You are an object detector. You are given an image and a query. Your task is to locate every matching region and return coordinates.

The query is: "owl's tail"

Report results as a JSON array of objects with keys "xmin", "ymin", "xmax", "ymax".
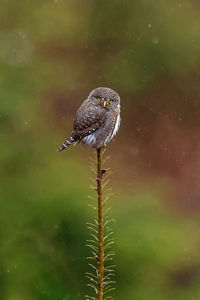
[{"xmin": 57, "ymin": 136, "xmax": 74, "ymax": 152}]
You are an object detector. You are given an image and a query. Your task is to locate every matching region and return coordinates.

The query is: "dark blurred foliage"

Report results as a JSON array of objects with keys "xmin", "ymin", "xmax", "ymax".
[{"xmin": 1, "ymin": 0, "xmax": 200, "ymax": 299}]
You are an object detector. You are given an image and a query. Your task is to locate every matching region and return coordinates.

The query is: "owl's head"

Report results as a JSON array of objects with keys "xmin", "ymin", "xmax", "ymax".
[{"xmin": 88, "ymin": 87, "xmax": 120, "ymax": 110}]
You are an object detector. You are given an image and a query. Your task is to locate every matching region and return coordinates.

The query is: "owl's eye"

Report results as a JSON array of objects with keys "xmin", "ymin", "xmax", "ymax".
[
  {"xmin": 108, "ymin": 100, "xmax": 112, "ymax": 103},
  {"xmin": 98, "ymin": 97, "xmax": 102, "ymax": 101}
]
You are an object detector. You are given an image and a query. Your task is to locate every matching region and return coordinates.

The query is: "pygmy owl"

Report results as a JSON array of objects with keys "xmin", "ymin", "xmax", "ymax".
[{"xmin": 57, "ymin": 87, "xmax": 121, "ymax": 151}]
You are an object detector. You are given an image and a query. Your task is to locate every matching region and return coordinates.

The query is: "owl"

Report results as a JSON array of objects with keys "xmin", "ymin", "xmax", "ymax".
[{"xmin": 57, "ymin": 87, "xmax": 121, "ymax": 151}]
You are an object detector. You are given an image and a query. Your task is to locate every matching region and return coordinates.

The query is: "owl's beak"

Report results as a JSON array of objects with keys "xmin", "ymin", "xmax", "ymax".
[{"xmin": 103, "ymin": 100, "xmax": 107, "ymax": 107}]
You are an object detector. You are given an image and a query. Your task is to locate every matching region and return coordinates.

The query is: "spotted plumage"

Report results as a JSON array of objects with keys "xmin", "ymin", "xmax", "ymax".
[{"xmin": 57, "ymin": 87, "xmax": 121, "ymax": 151}]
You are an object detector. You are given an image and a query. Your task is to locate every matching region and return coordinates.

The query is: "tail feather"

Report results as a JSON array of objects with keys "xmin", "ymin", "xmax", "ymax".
[{"xmin": 57, "ymin": 137, "xmax": 74, "ymax": 152}]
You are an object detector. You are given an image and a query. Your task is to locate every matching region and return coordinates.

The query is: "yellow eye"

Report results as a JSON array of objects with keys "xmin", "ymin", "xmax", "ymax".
[
  {"xmin": 98, "ymin": 97, "xmax": 102, "ymax": 101},
  {"xmin": 108, "ymin": 100, "xmax": 112, "ymax": 103}
]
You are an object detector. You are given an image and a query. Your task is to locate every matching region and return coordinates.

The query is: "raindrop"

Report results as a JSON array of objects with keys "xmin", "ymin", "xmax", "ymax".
[
  {"xmin": 0, "ymin": 29, "xmax": 32, "ymax": 65},
  {"xmin": 152, "ymin": 36, "xmax": 159, "ymax": 45}
]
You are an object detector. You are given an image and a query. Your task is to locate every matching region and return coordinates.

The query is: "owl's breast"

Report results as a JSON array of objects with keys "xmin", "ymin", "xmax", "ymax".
[
  {"xmin": 82, "ymin": 109, "xmax": 120, "ymax": 149},
  {"xmin": 104, "ymin": 112, "xmax": 121, "ymax": 144}
]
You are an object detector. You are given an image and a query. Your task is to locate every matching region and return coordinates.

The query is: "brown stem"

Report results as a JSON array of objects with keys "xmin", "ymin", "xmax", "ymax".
[{"xmin": 96, "ymin": 148, "xmax": 104, "ymax": 300}]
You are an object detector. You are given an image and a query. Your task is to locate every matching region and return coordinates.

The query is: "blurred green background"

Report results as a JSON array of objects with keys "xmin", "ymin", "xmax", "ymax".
[{"xmin": 1, "ymin": 0, "xmax": 200, "ymax": 299}]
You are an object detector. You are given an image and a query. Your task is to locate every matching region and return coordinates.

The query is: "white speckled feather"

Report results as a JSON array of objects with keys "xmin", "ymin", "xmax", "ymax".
[
  {"xmin": 104, "ymin": 114, "xmax": 121, "ymax": 144},
  {"xmin": 82, "ymin": 133, "xmax": 97, "ymax": 146}
]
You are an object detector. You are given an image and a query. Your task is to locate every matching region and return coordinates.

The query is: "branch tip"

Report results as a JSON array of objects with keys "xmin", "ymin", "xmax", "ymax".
[
  {"xmin": 96, "ymin": 177, "xmax": 102, "ymax": 182},
  {"xmin": 101, "ymin": 169, "xmax": 107, "ymax": 175}
]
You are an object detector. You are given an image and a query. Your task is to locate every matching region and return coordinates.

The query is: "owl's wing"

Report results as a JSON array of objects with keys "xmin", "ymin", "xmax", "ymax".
[{"xmin": 72, "ymin": 100, "xmax": 106, "ymax": 141}]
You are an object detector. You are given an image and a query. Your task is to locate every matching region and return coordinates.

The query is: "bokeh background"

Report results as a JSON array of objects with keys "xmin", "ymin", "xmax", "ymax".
[{"xmin": 1, "ymin": 0, "xmax": 200, "ymax": 299}]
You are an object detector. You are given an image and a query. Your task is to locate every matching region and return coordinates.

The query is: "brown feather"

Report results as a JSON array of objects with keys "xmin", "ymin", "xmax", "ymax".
[{"xmin": 71, "ymin": 99, "xmax": 107, "ymax": 141}]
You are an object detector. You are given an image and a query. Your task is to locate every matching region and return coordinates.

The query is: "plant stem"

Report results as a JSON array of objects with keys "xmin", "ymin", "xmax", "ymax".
[{"xmin": 96, "ymin": 148, "xmax": 104, "ymax": 300}]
